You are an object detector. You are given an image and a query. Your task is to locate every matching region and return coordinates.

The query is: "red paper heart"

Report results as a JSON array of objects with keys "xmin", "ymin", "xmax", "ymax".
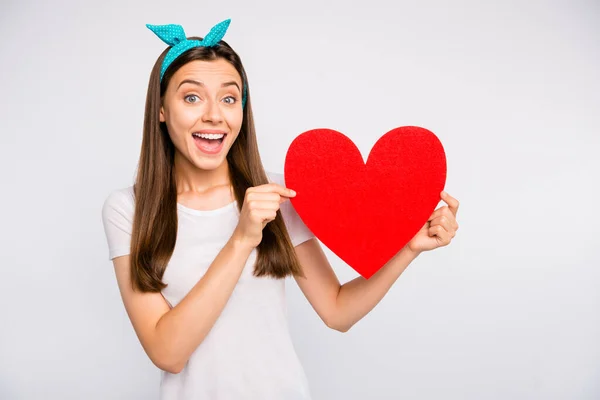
[{"xmin": 284, "ymin": 126, "xmax": 447, "ymax": 279}]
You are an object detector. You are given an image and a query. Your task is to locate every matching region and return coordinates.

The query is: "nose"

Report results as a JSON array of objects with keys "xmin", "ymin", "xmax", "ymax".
[{"xmin": 201, "ymin": 97, "xmax": 224, "ymax": 123}]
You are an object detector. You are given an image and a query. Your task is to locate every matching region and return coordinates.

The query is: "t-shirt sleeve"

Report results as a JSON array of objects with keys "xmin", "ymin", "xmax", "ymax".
[
  {"xmin": 267, "ymin": 171, "xmax": 316, "ymax": 247},
  {"xmin": 101, "ymin": 188, "xmax": 135, "ymax": 260}
]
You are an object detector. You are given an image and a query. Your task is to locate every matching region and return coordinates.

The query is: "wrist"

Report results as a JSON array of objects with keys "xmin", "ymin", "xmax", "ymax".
[
  {"xmin": 230, "ymin": 233, "xmax": 255, "ymax": 253},
  {"xmin": 403, "ymin": 244, "xmax": 421, "ymax": 259}
]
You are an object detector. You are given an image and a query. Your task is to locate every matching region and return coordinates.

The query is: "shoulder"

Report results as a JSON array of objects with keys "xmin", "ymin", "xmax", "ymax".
[
  {"xmin": 265, "ymin": 169, "xmax": 285, "ymax": 186},
  {"xmin": 264, "ymin": 170, "xmax": 316, "ymax": 246},
  {"xmin": 101, "ymin": 186, "xmax": 136, "ymax": 260},
  {"xmin": 265, "ymin": 170, "xmax": 291, "ymax": 203},
  {"xmin": 102, "ymin": 185, "xmax": 135, "ymax": 220},
  {"xmin": 265, "ymin": 169, "xmax": 289, "ymax": 212}
]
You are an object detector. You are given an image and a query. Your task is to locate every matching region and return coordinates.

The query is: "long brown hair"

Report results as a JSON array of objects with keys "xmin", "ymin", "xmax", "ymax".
[{"xmin": 129, "ymin": 36, "xmax": 305, "ymax": 292}]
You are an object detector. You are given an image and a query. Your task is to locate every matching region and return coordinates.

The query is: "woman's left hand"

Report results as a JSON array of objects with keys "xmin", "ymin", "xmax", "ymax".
[{"xmin": 406, "ymin": 191, "xmax": 460, "ymax": 254}]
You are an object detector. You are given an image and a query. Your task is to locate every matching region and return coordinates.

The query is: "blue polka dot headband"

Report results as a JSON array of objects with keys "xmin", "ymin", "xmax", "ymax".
[{"xmin": 146, "ymin": 19, "xmax": 247, "ymax": 109}]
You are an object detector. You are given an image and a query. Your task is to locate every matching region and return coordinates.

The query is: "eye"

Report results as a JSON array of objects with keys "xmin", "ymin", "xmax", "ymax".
[
  {"xmin": 184, "ymin": 94, "xmax": 200, "ymax": 103},
  {"xmin": 223, "ymin": 95, "xmax": 237, "ymax": 105}
]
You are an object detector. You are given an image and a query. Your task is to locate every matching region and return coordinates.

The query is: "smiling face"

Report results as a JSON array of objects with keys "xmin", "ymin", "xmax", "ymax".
[{"xmin": 160, "ymin": 58, "xmax": 244, "ymax": 170}]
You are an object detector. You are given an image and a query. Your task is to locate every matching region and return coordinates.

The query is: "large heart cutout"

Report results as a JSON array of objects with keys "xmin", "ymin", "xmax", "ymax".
[{"xmin": 284, "ymin": 126, "xmax": 447, "ymax": 279}]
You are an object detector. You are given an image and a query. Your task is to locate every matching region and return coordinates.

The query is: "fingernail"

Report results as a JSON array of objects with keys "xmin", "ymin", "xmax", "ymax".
[{"xmin": 290, "ymin": 189, "xmax": 297, "ymax": 196}]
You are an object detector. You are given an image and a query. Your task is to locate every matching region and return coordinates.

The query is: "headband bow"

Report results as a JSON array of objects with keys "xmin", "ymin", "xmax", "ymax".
[{"xmin": 146, "ymin": 19, "xmax": 247, "ymax": 109}]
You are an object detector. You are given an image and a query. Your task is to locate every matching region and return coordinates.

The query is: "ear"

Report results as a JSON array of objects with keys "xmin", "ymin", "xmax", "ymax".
[{"xmin": 160, "ymin": 105, "xmax": 165, "ymax": 122}]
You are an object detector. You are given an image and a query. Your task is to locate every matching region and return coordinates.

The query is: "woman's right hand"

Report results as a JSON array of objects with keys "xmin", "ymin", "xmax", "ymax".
[{"xmin": 232, "ymin": 183, "xmax": 297, "ymax": 249}]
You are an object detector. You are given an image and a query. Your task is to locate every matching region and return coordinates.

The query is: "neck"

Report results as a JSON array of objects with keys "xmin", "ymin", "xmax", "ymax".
[{"xmin": 173, "ymin": 151, "xmax": 231, "ymax": 195}]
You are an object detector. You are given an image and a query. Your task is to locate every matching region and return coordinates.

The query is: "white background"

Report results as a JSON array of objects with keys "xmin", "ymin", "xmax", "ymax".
[{"xmin": 1, "ymin": 0, "xmax": 598, "ymax": 399}]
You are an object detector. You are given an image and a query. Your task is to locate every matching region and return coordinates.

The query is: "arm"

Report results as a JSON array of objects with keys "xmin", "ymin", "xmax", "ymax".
[
  {"xmin": 294, "ymin": 238, "xmax": 420, "ymax": 332},
  {"xmin": 332, "ymin": 245, "xmax": 420, "ymax": 332},
  {"xmin": 112, "ymin": 235, "xmax": 254, "ymax": 374}
]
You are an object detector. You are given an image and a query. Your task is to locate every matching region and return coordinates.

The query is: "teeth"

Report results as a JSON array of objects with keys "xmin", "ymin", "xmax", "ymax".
[{"xmin": 193, "ymin": 133, "xmax": 225, "ymax": 140}]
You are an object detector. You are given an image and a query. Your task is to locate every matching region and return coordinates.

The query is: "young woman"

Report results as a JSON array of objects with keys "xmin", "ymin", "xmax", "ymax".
[{"xmin": 101, "ymin": 19, "xmax": 459, "ymax": 400}]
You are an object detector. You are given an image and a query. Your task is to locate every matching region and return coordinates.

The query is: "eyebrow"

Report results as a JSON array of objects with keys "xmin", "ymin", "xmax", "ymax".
[{"xmin": 177, "ymin": 79, "xmax": 241, "ymax": 92}]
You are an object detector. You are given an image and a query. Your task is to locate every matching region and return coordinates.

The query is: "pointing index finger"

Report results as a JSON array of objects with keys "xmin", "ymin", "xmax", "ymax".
[{"xmin": 256, "ymin": 183, "xmax": 296, "ymax": 197}]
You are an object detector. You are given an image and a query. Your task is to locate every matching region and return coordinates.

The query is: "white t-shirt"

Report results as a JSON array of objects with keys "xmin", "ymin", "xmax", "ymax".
[{"xmin": 101, "ymin": 170, "xmax": 316, "ymax": 400}]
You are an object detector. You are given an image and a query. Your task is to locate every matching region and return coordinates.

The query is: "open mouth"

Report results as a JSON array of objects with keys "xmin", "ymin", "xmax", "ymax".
[{"xmin": 192, "ymin": 133, "xmax": 227, "ymax": 153}]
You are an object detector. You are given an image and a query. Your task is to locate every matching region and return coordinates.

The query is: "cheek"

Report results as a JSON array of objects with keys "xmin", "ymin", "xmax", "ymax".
[
  {"xmin": 226, "ymin": 108, "xmax": 244, "ymax": 129},
  {"xmin": 167, "ymin": 106, "xmax": 198, "ymax": 132},
  {"xmin": 179, "ymin": 106, "xmax": 200, "ymax": 122}
]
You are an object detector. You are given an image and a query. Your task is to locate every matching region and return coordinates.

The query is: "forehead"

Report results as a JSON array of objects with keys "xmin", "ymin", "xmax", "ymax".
[{"xmin": 171, "ymin": 59, "xmax": 241, "ymax": 86}]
